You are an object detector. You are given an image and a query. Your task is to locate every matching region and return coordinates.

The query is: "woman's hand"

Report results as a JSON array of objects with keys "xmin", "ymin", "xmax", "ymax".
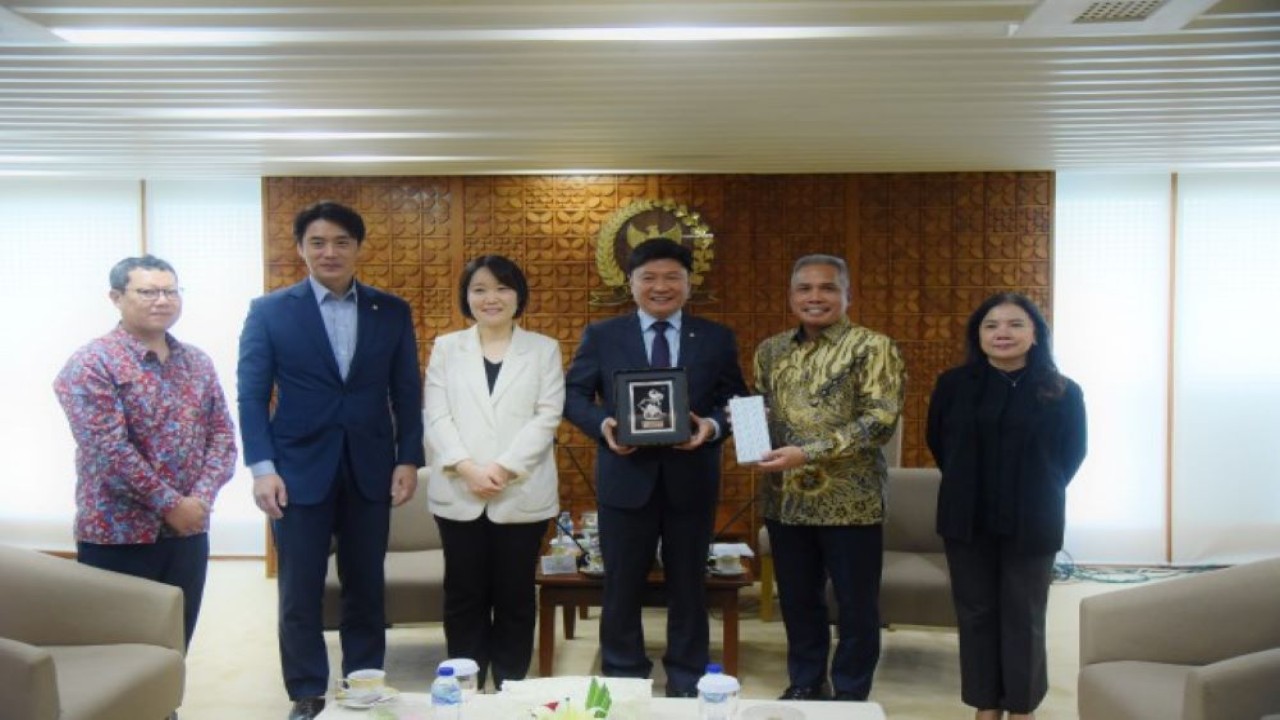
[{"xmin": 457, "ymin": 460, "xmax": 512, "ymax": 499}]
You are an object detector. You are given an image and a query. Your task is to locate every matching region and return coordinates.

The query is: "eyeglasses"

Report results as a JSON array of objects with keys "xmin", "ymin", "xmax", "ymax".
[{"xmin": 129, "ymin": 287, "xmax": 184, "ymax": 301}]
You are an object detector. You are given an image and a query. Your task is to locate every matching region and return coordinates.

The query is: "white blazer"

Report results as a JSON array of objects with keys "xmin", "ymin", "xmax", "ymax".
[{"xmin": 424, "ymin": 324, "xmax": 564, "ymax": 523}]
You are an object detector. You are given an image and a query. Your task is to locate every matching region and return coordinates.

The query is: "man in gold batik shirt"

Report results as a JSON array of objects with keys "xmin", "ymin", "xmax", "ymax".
[{"xmin": 753, "ymin": 254, "xmax": 905, "ymax": 703}]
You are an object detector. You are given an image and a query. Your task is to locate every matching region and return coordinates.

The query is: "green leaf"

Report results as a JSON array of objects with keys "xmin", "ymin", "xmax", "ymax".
[{"xmin": 585, "ymin": 677, "xmax": 612, "ymax": 716}]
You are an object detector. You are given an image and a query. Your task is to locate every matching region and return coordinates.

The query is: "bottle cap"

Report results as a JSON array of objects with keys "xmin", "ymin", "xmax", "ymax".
[
  {"xmin": 437, "ymin": 666, "xmax": 455, "ymax": 677},
  {"xmin": 697, "ymin": 672, "xmax": 740, "ymax": 694},
  {"xmin": 705, "ymin": 663, "xmax": 723, "ymax": 674}
]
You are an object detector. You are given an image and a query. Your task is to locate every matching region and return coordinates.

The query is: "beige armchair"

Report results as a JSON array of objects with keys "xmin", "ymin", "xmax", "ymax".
[
  {"xmin": 1079, "ymin": 556, "xmax": 1280, "ymax": 720},
  {"xmin": 758, "ymin": 466, "xmax": 956, "ymax": 629},
  {"xmin": 0, "ymin": 544, "xmax": 185, "ymax": 720},
  {"xmin": 875, "ymin": 467, "xmax": 956, "ymax": 628},
  {"xmin": 323, "ymin": 476, "xmax": 445, "ymax": 628}
]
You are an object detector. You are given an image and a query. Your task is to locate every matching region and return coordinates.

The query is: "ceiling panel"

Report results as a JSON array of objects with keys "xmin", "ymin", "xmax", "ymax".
[{"xmin": 1, "ymin": 0, "xmax": 1278, "ymax": 177}]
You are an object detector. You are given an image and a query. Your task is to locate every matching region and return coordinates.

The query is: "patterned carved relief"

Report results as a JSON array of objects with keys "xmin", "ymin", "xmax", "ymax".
[{"xmin": 263, "ymin": 171, "xmax": 1054, "ymax": 551}]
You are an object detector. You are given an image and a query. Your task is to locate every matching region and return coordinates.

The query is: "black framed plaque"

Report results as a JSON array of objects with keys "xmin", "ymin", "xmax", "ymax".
[{"xmin": 613, "ymin": 368, "xmax": 691, "ymax": 446}]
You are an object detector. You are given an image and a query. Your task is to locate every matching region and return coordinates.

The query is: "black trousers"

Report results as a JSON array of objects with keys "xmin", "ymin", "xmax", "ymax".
[
  {"xmin": 77, "ymin": 533, "xmax": 209, "ymax": 649},
  {"xmin": 434, "ymin": 511, "xmax": 548, "ymax": 691},
  {"xmin": 766, "ymin": 521, "xmax": 883, "ymax": 700},
  {"xmin": 944, "ymin": 534, "xmax": 1055, "ymax": 714},
  {"xmin": 597, "ymin": 475, "xmax": 715, "ymax": 694},
  {"xmin": 273, "ymin": 454, "xmax": 390, "ymax": 700}
]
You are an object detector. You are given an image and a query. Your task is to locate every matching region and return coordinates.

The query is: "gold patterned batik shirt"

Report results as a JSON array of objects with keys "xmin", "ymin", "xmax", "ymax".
[{"xmin": 753, "ymin": 318, "xmax": 906, "ymax": 526}]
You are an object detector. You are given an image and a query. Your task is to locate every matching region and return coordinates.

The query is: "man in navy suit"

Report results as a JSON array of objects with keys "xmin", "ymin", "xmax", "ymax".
[
  {"xmin": 564, "ymin": 238, "xmax": 747, "ymax": 697},
  {"xmin": 237, "ymin": 201, "xmax": 424, "ymax": 720}
]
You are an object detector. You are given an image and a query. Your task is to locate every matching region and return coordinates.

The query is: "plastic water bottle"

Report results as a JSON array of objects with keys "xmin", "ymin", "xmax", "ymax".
[
  {"xmin": 696, "ymin": 663, "xmax": 740, "ymax": 720},
  {"xmin": 439, "ymin": 658, "xmax": 479, "ymax": 699},
  {"xmin": 431, "ymin": 665, "xmax": 463, "ymax": 719},
  {"xmin": 557, "ymin": 510, "xmax": 574, "ymax": 536}
]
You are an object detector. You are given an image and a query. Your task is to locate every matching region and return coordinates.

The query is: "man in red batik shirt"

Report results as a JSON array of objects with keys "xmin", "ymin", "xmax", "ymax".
[{"xmin": 54, "ymin": 254, "xmax": 237, "ymax": 648}]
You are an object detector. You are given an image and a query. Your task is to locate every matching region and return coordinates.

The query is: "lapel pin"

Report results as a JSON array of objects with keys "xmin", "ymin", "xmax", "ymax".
[{"xmin": 372, "ymin": 304, "xmax": 379, "ymax": 310}]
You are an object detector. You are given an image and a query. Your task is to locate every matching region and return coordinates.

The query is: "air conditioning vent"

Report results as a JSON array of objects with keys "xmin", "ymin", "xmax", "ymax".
[
  {"xmin": 1015, "ymin": 0, "xmax": 1215, "ymax": 37},
  {"xmin": 1075, "ymin": 1, "xmax": 1170, "ymax": 24}
]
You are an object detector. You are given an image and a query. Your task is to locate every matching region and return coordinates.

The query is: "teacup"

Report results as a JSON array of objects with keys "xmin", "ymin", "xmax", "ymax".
[
  {"xmin": 713, "ymin": 554, "xmax": 744, "ymax": 575},
  {"xmin": 340, "ymin": 668, "xmax": 385, "ymax": 701},
  {"xmin": 549, "ymin": 536, "xmax": 580, "ymax": 557}
]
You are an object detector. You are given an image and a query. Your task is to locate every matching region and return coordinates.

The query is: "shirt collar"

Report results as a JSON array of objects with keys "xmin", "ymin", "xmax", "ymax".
[
  {"xmin": 307, "ymin": 275, "xmax": 358, "ymax": 304},
  {"xmin": 110, "ymin": 324, "xmax": 180, "ymax": 361},
  {"xmin": 791, "ymin": 316, "xmax": 853, "ymax": 345},
  {"xmin": 638, "ymin": 309, "xmax": 682, "ymax": 333}
]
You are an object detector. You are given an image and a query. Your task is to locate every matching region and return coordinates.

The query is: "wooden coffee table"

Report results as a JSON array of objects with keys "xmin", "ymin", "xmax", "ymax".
[{"xmin": 535, "ymin": 567, "xmax": 753, "ymax": 677}]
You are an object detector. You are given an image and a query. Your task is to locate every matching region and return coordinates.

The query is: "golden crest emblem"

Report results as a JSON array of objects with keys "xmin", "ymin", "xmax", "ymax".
[{"xmin": 592, "ymin": 198, "xmax": 716, "ymax": 306}]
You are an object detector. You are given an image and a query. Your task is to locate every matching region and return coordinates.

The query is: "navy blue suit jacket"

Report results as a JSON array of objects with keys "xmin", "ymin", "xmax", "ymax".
[
  {"xmin": 237, "ymin": 279, "xmax": 424, "ymax": 504},
  {"xmin": 564, "ymin": 313, "xmax": 747, "ymax": 510}
]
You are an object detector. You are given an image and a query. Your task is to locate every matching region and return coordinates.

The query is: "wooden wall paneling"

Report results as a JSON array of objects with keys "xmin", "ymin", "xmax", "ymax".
[{"xmin": 261, "ymin": 171, "xmax": 1054, "ymax": 559}]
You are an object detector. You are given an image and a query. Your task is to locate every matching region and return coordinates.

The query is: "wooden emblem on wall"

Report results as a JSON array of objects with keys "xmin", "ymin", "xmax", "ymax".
[{"xmin": 591, "ymin": 198, "xmax": 716, "ymax": 306}]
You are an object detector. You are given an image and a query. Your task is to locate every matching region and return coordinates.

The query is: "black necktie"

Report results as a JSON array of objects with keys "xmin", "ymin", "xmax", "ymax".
[{"xmin": 650, "ymin": 320, "xmax": 671, "ymax": 368}]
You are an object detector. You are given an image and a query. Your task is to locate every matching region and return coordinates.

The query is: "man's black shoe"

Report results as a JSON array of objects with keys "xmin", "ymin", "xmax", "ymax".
[
  {"xmin": 778, "ymin": 686, "xmax": 830, "ymax": 701},
  {"xmin": 665, "ymin": 687, "xmax": 698, "ymax": 698},
  {"xmin": 288, "ymin": 697, "xmax": 326, "ymax": 720},
  {"xmin": 833, "ymin": 691, "xmax": 867, "ymax": 701}
]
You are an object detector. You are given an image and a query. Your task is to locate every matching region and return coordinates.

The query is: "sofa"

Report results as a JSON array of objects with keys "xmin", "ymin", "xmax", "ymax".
[
  {"xmin": 0, "ymin": 544, "xmax": 185, "ymax": 720},
  {"xmin": 322, "ymin": 481, "xmax": 446, "ymax": 628},
  {"xmin": 758, "ymin": 466, "xmax": 956, "ymax": 629},
  {"xmin": 1078, "ymin": 556, "xmax": 1280, "ymax": 720}
]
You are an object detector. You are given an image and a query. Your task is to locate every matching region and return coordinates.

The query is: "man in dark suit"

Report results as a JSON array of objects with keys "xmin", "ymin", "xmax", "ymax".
[
  {"xmin": 564, "ymin": 238, "xmax": 747, "ymax": 697},
  {"xmin": 237, "ymin": 201, "xmax": 424, "ymax": 720}
]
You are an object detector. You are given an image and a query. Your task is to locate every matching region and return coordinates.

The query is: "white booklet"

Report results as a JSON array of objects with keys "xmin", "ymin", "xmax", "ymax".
[{"xmin": 729, "ymin": 395, "xmax": 772, "ymax": 464}]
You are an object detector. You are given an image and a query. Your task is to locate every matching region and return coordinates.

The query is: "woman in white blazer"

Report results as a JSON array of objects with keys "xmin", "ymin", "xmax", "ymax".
[{"xmin": 425, "ymin": 255, "xmax": 564, "ymax": 690}]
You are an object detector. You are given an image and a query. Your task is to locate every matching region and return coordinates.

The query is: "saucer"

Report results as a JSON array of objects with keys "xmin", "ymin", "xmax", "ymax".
[
  {"xmin": 742, "ymin": 704, "xmax": 805, "ymax": 720},
  {"xmin": 580, "ymin": 566, "xmax": 605, "ymax": 577},
  {"xmin": 336, "ymin": 686, "xmax": 399, "ymax": 709},
  {"xmin": 709, "ymin": 566, "xmax": 745, "ymax": 577}
]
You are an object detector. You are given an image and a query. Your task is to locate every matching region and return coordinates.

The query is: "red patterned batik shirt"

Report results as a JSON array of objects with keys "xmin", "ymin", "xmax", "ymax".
[{"xmin": 54, "ymin": 325, "xmax": 238, "ymax": 544}]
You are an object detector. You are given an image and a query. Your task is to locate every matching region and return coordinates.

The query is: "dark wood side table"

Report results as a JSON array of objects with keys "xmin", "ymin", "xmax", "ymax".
[{"xmin": 535, "ymin": 568, "xmax": 753, "ymax": 677}]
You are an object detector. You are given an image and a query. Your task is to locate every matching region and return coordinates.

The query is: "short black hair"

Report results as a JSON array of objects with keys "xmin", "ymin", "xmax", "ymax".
[
  {"xmin": 109, "ymin": 255, "xmax": 177, "ymax": 291},
  {"xmin": 293, "ymin": 201, "xmax": 366, "ymax": 245},
  {"xmin": 458, "ymin": 255, "xmax": 530, "ymax": 320},
  {"xmin": 626, "ymin": 238, "xmax": 692, "ymax": 275}
]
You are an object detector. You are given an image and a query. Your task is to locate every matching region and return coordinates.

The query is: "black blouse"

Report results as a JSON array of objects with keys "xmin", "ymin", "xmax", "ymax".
[
  {"xmin": 975, "ymin": 364, "xmax": 1027, "ymax": 535},
  {"xmin": 483, "ymin": 358, "xmax": 501, "ymax": 393}
]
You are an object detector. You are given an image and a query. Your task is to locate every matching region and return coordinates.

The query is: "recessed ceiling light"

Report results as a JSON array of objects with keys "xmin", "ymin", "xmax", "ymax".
[
  {"xmin": 51, "ymin": 23, "xmax": 1012, "ymax": 46},
  {"xmin": 277, "ymin": 155, "xmax": 500, "ymax": 163}
]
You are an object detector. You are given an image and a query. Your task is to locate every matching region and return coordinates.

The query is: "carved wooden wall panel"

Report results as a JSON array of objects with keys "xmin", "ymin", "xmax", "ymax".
[{"xmin": 263, "ymin": 172, "xmax": 1053, "ymax": 543}]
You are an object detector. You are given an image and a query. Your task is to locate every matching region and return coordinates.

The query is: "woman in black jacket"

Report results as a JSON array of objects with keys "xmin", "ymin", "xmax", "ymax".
[{"xmin": 927, "ymin": 292, "xmax": 1087, "ymax": 720}]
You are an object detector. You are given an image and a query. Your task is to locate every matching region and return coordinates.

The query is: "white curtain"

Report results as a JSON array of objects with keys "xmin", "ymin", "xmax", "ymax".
[
  {"xmin": 0, "ymin": 179, "xmax": 263, "ymax": 556},
  {"xmin": 1054, "ymin": 173, "xmax": 1172, "ymax": 564},
  {"xmin": 2, "ymin": 179, "xmax": 140, "ymax": 549},
  {"xmin": 1170, "ymin": 173, "xmax": 1280, "ymax": 563},
  {"xmin": 1056, "ymin": 171, "xmax": 1280, "ymax": 564},
  {"xmin": 146, "ymin": 179, "xmax": 264, "ymax": 555}
]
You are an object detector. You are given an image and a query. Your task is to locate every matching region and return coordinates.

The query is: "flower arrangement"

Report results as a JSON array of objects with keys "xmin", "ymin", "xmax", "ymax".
[{"xmin": 531, "ymin": 677, "xmax": 613, "ymax": 719}]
